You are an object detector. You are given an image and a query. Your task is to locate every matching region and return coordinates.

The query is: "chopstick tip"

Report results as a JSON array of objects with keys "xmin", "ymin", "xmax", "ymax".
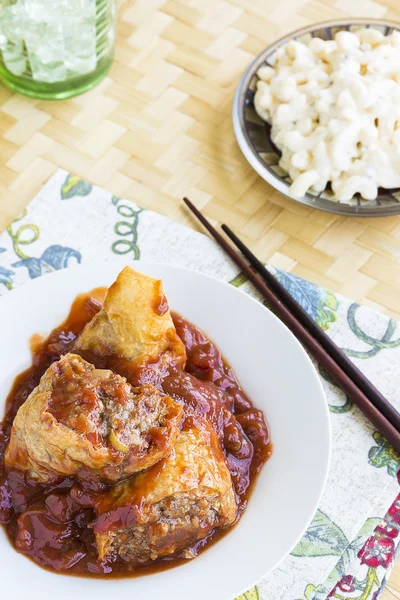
[{"xmin": 183, "ymin": 196, "xmax": 201, "ymax": 218}]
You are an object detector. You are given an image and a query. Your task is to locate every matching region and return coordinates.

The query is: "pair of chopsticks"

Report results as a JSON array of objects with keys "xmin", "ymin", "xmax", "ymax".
[{"xmin": 183, "ymin": 197, "xmax": 400, "ymax": 453}]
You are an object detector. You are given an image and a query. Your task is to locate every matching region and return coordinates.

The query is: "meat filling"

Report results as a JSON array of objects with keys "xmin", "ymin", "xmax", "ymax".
[{"xmin": 5, "ymin": 354, "xmax": 182, "ymax": 483}]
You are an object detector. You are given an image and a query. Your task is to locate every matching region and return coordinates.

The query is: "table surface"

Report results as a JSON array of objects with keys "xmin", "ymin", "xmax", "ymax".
[{"xmin": 0, "ymin": 0, "xmax": 399, "ymax": 597}]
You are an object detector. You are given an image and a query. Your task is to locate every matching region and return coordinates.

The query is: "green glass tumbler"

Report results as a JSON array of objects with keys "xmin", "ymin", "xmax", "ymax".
[{"xmin": 0, "ymin": 0, "xmax": 116, "ymax": 100}]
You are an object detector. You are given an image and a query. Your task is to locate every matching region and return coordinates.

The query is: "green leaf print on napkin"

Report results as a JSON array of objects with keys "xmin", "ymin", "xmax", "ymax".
[
  {"xmin": 316, "ymin": 518, "xmax": 382, "ymax": 598},
  {"xmin": 61, "ymin": 174, "xmax": 92, "ymax": 200},
  {"xmin": 301, "ymin": 583, "xmax": 318, "ymax": 600},
  {"xmin": 111, "ymin": 198, "xmax": 143, "ymax": 259},
  {"xmin": 274, "ymin": 270, "xmax": 339, "ymax": 332},
  {"xmin": 235, "ymin": 585, "xmax": 260, "ymax": 600},
  {"xmin": 230, "ymin": 272, "xmax": 249, "ymax": 288},
  {"xmin": 369, "ymin": 432, "xmax": 400, "ymax": 477},
  {"xmin": 318, "ymin": 364, "xmax": 354, "ymax": 414},
  {"xmin": 296, "ymin": 517, "xmax": 382, "ymax": 600},
  {"xmin": 7, "ymin": 210, "xmax": 39, "ymax": 260},
  {"xmin": 6, "ymin": 211, "xmax": 81, "ymax": 279},
  {"xmin": 291, "ymin": 510, "xmax": 349, "ymax": 558},
  {"xmin": 229, "ymin": 269, "xmax": 339, "ymax": 331},
  {"xmin": 344, "ymin": 304, "xmax": 400, "ymax": 359}
]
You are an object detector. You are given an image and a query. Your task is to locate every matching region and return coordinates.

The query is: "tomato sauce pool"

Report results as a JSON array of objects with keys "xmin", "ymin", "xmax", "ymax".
[{"xmin": 0, "ymin": 289, "xmax": 272, "ymax": 577}]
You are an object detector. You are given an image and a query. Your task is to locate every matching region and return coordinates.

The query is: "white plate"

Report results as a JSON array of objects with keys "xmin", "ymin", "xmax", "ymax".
[{"xmin": 0, "ymin": 261, "xmax": 331, "ymax": 600}]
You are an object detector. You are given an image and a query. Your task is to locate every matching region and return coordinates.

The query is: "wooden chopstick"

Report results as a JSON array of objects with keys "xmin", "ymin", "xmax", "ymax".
[
  {"xmin": 221, "ymin": 223, "xmax": 400, "ymax": 433},
  {"xmin": 183, "ymin": 197, "xmax": 400, "ymax": 452}
]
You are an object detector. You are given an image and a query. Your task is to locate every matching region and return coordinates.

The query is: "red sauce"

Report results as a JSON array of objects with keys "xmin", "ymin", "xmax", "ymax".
[{"xmin": 0, "ymin": 289, "xmax": 272, "ymax": 577}]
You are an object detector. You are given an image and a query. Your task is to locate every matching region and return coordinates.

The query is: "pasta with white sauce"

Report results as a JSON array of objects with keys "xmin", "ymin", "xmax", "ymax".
[{"xmin": 254, "ymin": 28, "xmax": 400, "ymax": 202}]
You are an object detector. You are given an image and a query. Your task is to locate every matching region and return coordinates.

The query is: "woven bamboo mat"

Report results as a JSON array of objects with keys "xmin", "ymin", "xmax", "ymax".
[{"xmin": 0, "ymin": 0, "xmax": 399, "ymax": 596}]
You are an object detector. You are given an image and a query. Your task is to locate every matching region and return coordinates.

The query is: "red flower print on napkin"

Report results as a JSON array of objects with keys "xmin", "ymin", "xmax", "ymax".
[
  {"xmin": 375, "ymin": 520, "xmax": 399, "ymax": 539},
  {"xmin": 338, "ymin": 575, "xmax": 356, "ymax": 592},
  {"xmin": 387, "ymin": 496, "xmax": 400, "ymax": 525},
  {"xmin": 358, "ymin": 536, "xmax": 395, "ymax": 568},
  {"xmin": 327, "ymin": 575, "xmax": 355, "ymax": 598}
]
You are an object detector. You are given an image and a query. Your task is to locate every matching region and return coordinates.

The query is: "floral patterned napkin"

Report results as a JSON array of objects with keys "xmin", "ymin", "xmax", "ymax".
[{"xmin": 0, "ymin": 169, "xmax": 400, "ymax": 600}]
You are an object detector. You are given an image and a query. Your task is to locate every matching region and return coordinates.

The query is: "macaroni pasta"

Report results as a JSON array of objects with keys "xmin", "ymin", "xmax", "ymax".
[{"xmin": 254, "ymin": 28, "xmax": 400, "ymax": 201}]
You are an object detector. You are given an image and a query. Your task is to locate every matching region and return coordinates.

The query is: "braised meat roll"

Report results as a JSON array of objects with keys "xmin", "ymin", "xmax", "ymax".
[
  {"xmin": 92, "ymin": 422, "xmax": 237, "ymax": 563},
  {"xmin": 5, "ymin": 353, "xmax": 182, "ymax": 483},
  {"xmin": 0, "ymin": 265, "xmax": 266, "ymax": 578},
  {"xmin": 74, "ymin": 266, "xmax": 186, "ymax": 371}
]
